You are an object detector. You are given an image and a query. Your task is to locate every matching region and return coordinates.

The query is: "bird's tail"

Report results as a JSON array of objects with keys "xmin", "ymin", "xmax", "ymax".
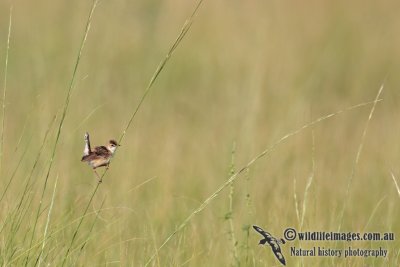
[{"xmin": 83, "ymin": 132, "xmax": 91, "ymax": 156}]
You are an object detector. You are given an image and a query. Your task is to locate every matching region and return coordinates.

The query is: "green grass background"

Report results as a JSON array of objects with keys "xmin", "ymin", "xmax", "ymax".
[{"xmin": 0, "ymin": 0, "xmax": 399, "ymax": 266}]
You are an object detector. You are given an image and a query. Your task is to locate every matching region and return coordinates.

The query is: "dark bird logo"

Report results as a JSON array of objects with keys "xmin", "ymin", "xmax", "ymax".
[{"xmin": 253, "ymin": 225, "xmax": 286, "ymax": 266}]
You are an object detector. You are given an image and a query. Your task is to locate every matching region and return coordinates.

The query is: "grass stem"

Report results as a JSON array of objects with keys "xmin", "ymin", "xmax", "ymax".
[{"xmin": 0, "ymin": 6, "xmax": 12, "ymax": 179}]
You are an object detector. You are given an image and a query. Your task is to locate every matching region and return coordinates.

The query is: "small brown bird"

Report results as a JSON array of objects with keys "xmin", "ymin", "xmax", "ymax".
[{"xmin": 81, "ymin": 132, "xmax": 120, "ymax": 183}]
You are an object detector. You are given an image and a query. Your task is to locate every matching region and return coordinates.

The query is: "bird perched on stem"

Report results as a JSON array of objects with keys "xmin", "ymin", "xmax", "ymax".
[{"xmin": 81, "ymin": 132, "xmax": 120, "ymax": 183}]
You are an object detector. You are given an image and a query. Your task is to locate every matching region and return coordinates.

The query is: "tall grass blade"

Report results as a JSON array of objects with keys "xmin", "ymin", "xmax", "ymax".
[
  {"xmin": 337, "ymin": 84, "xmax": 384, "ymax": 232},
  {"xmin": 226, "ymin": 142, "xmax": 239, "ymax": 266},
  {"xmin": 0, "ymin": 6, "xmax": 12, "ymax": 177},
  {"xmin": 293, "ymin": 176, "xmax": 300, "ymax": 225},
  {"xmin": 14, "ymin": 115, "xmax": 57, "ymax": 215},
  {"xmin": 61, "ymin": 182, "xmax": 100, "ymax": 266},
  {"xmin": 363, "ymin": 196, "xmax": 386, "ymax": 232},
  {"xmin": 37, "ymin": 174, "xmax": 58, "ymax": 267},
  {"xmin": 97, "ymin": 0, "xmax": 206, "ymax": 183},
  {"xmin": 0, "ymin": 136, "xmax": 32, "ymax": 203},
  {"xmin": 300, "ymin": 130, "xmax": 315, "ymax": 230},
  {"xmin": 118, "ymin": 0, "xmax": 204, "ymax": 144},
  {"xmin": 390, "ymin": 172, "xmax": 400, "ymax": 199},
  {"xmin": 73, "ymin": 198, "xmax": 106, "ymax": 265}
]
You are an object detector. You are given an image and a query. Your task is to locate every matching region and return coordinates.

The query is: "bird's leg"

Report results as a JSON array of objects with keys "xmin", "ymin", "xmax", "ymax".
[
  {"xmin": 83, "ymin": 132, "xmax": 91, "ymax": 156},
  {"xmin": 93, "ymin": 169, "xmax": 102, "ymax": 183},
  {"xmin": 106, "ymin": 162, "xmax": 110, "ymax": 170}
]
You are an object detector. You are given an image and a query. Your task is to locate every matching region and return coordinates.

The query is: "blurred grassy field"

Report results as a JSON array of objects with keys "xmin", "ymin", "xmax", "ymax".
[{"xmin": 0, "ymin": 0, "xmax": 400, "ymax": 266}]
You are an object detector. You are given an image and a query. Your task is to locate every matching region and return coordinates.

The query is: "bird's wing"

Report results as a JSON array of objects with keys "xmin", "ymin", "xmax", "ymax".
[
  {"xmin": 267, "ymin": 239, "xmax": 286, "ymax": 265},
  {"xmin": 81, "ymin": 153, "xmax": 96, "ymax": 162},
  {"xmin": 272, "ymin": 251, "xmax": 286, "ymax": 266},
  {"xmin": 253, "ymin": 225, "xmax": 273, "ymax": 240},
  {"xmin": 93, "ymin": 146, "xmax": 110, "ymax": 156},
  {"xmin": 270, "ymin": 242, "xmax": 286, "ymax": 266},
  {"xmin": 270, "ymin": 241, "xmax": 282, "ymax": 253}
]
